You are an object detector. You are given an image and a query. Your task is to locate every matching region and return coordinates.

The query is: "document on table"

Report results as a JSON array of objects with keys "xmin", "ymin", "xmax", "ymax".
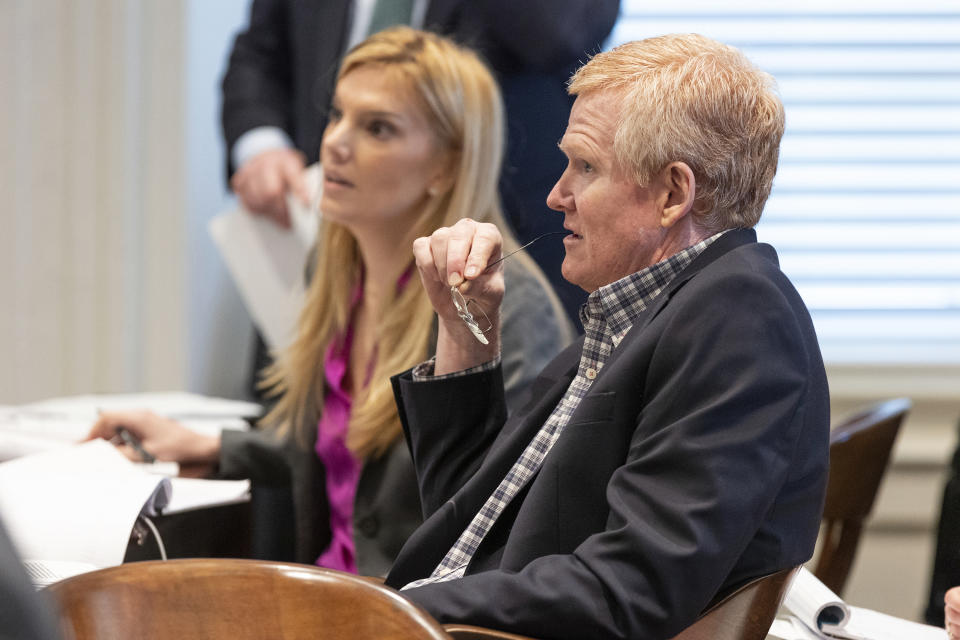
[
  {"xmin": 0, "ymin": 441, "xmax": 171, "ymax": 586},
  {"xmin": 0, "ymin": 391, "xmax": 259, "ymax": 461},
  {"xmin": 21, "ymin": 391, "xmax": 263, "ymax": 421},
  {"xmin": 165, "ymin": 477, "xmax": 250, "ymax": 514},
  {"xmin": 768, "ymin": 567, "xmax": 947, "ymax": 640},
  {"xmin": 209, "ymin": 163, "xmax": 321, "ymax": 351}
]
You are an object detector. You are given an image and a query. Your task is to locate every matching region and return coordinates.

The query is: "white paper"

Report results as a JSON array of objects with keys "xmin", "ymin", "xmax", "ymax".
[
  {"xmin": 784, "ymin": 567, "xmax": 852, "ymax": 634},
  {"xmin": 165, "ymin": 477, "xmax": 250, "ymax": 514},
  {"xmin": 209, "ymin": 164, "xmax": 321, "ymax": 350},
  {"xmin": 0, "ymin": 441, "xmax": 171, "ymax": 572},
  {"xmin": 780, "ymin": 567, "xmax": 948, "ymax": 640},
  {"xmin": 23, "ymin": 560, "xmax": 99, "ymax": 588},
  {"xmin": 0, "ymin": 392, "xmax": 258, "ymax": 462},
  {"xmin": 770, "ymin": 615, "xmax": 825, "ymax": 640},
  {"xmin": 840, "ymin": 606, "xmax": 947, "ymax": 640},
  {"xmin": 20, "ymin": 391, "xmax": 263, "ymax": 421}
]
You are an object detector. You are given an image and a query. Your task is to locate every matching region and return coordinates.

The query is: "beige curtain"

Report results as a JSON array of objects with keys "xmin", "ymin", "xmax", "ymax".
[{"xmin": 0, "ymin": 0, "xmax": 186, "ymax": 403}]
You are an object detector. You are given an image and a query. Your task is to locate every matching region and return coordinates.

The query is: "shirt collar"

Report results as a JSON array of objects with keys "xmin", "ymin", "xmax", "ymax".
[{"xmin": 579, "ymin": 230, "xmax": 729, "ymax": 336}]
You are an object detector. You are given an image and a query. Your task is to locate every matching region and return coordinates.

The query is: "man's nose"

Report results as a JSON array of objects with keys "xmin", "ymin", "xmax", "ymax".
[{"xmin": 546, "ymin": 174, "xmax": 572, "ymax": 213}]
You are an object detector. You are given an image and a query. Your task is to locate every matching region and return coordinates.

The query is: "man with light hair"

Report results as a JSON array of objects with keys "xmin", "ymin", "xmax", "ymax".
[{"xmin": 385, "ymin": 33, "xmax": 830, "ymax": 639}]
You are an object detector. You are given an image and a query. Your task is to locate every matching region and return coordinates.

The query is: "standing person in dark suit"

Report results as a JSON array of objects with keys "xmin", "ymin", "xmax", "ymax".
[
  {"xmin": 386, "ymin": 33, "xmax": 831, "ymax": 639},
  {"xmin": 222, "ymin": 0, "xmax": 621, "ymax": 325}
]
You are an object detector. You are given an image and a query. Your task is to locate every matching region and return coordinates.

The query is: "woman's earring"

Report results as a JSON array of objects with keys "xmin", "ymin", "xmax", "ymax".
[{"xmin": 428, "ymin": 185, "xmax": 440, "ymax": 198}]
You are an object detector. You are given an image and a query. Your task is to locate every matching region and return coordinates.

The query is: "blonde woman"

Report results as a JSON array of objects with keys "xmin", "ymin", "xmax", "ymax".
[{"xmin": 88, "ymin": 27, "xmax": 572, "ymax": 576}]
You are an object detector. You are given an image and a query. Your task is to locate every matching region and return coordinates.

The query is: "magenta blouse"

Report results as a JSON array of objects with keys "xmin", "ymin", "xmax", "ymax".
[
  {"xmin": 313, "ymin": 321, "xmax": 362, "ymax": 572},
  {"xmin": 313, "ymin": 269, "xmax": 412, "ymax": 573}
]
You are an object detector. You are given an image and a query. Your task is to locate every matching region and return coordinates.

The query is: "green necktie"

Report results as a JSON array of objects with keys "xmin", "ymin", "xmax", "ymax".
[{"xmin": 366, "ymin": 0, "xmax": 415, "ymax": 36}]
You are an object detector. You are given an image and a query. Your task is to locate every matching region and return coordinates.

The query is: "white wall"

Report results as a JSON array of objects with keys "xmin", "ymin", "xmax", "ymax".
[
  {"xmin": 184, "ymin": 0, "xmax": 256, "ymax": 399},
  {"xmin": 0, "ymin": 0, "xmax": 258, "ymax": 404},
  {"xmin": 0, "ymin": 0, "xmax": 188, "ymax": 403}
]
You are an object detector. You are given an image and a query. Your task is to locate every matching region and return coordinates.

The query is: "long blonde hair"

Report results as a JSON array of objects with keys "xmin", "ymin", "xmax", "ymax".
[{"xmin": 259, "ymin": 27, "xmax": 512, "ymax": 459}]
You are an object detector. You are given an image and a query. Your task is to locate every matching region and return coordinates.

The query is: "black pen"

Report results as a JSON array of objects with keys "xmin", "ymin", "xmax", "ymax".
[{"xmin": 115, "ymin": 426, "xmax": 156, "ymax": 463}]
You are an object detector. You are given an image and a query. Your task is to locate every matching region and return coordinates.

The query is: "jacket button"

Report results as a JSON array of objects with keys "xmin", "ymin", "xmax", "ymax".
[{"xmin": 357, "ymin": 515, "xmax": 379, "ymax": 538}]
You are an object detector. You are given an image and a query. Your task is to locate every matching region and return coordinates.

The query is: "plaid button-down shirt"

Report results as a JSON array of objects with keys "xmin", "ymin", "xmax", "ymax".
[{"xmin": 403, "ymin": 232, "xmax": 725, "ymax": 589}]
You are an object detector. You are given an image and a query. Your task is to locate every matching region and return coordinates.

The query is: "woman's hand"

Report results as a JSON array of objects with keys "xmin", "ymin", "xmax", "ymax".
[
  {"xmin": 412, "ymin": 218, "xmax": 504, "ymax": 374},
  {"xmin": 85, "ymin": 410, "xmax": 220, "ymax": 467}
]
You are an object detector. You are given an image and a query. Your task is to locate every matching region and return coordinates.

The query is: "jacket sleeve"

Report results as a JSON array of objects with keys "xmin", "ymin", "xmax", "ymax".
[
  {"xmin": 220, "ymin": 0, "xmax": 294, "ymax": 175},
  {"xmin": 217, "ymin": 427, "xmax": 293, "ymax": 487},
  {"xmin": 392, "ymin": 365, "xmax": 508, "ymax": 517},
  {"xmin": 400, "ymin": 266, "xmax": 827, "ymax": 640}
]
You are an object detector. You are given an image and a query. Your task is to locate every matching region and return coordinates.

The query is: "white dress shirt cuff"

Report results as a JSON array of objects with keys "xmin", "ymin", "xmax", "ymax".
[
  {"xmin": 411, "ymin": 355, "xmax": 501, "ymax": 381},
  {"xmin": 232, "ymin": 126, "xmax": 295, "ymax": 169}
]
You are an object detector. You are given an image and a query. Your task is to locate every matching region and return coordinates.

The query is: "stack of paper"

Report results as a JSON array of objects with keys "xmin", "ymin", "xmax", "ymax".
[
  {"xmin": 769, "ymin": 567, "xmax": 947, "ymax": 639},
  {"xmin": 0, "ymin": 441, "xmax": 171, "ymax": 587},
  {"xmin": 0, "ymin": 392, "xmax": 257, "ymax": 584},
  {"xmin": 0, "ymin": 391, "xmax": 261, "ymax": 461}
]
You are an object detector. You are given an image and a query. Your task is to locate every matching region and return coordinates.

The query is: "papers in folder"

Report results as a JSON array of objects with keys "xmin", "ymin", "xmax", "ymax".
[
  {"xmin": 208, "ymin": 164, "xmax": 321, "ymax": 351},
  {"xmin": 0, "ymin": 441, "xmax": 172, "ymax": 587},
  {"xmin": 0, "ymin": 391, "xmax": 255, "ymax": 585},
  {"xmin": 768, "ymin": 567, "xmax": 946, "ymax": 640}
]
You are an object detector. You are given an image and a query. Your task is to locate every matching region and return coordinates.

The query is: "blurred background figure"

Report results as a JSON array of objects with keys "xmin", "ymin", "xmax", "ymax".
[
  {"xmin": 926, "ymin": 418, "xmax": 960, "ymax": 627},
  {"xmin": 222, "ymin": 0, "xmax": 621, "ymax": 331},
  {"xmin": 89, "ymin": 27, "xmax": 573, "ymax": 577},
  {"xmin": 0, "ymin": 515, "xmax": 62, "ymax": 640}
]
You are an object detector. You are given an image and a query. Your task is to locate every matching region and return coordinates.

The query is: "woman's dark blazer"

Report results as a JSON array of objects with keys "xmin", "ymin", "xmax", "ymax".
[{"xmin": 217, "ymin": 257, "xmax": 574, "ymax": 575}]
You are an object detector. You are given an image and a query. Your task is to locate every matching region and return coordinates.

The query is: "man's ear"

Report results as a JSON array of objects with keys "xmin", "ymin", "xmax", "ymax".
[{"xmin": 659, "ymin": 162, "xmax": 696, "ymax": 228}]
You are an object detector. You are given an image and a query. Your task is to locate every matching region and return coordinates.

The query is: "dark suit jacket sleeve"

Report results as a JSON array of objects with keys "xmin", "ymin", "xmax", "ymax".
[
  {"xmin": 221, "ymin": 0, "xmax": 294, "ymax": 172},
  {"xmin": 399, "ymin": 264, "xmax": 822, "ymax": 640},
  {"xmin": 218, "ymin": 427, "xmax": 293, "ymax": 486},
  {"xmin": 393, "ymin": 365, "xmax": 509, "ymax": 516}
]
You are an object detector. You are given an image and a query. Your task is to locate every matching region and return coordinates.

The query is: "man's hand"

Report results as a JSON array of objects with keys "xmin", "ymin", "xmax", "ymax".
[
  {"xmin": 947, "ymin": 587, "xmax": 960, "ymax": 639},
  {"xmin": 230, "ymin": 148, "xmax": 309, "ymax": 228},
  {"xmin": 412, "ymin": 218, "xmax": 504, "ymax": 374},
  {"xmin": 86, "ymin": 410, "xmax": 220, "ymax": 469}
]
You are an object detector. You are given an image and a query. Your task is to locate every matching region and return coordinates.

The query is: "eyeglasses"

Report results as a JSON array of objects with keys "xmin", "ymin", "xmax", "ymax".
[
  {"xmin": 451, "ymin": 231, "xmax": 566, "ymax": 343},
  {"xmin": 451, "ymin": 286, "xmax": 493, "ymax": 344}
]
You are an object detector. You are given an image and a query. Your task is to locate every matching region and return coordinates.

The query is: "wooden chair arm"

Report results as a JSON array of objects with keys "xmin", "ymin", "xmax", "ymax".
[{"xmin": 443, "ymin": 624, "xmax": 540, "ymax": 640}]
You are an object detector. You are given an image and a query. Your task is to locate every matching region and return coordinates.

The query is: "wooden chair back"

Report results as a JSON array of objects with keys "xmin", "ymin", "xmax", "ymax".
[
  {"xmin": 814, "ymin": 397, "xmax": 911, "ymax": 596},
  {"xmin": 443, "ymin": 567, "xmax": 800, "ymax": 640},
  {"xmin": 46, "ymin": 558, "xmax": 451, "ymax": 640},
  {"xmin": 669, "ymin": 565, "xmax": 800, "ymax": 640}
]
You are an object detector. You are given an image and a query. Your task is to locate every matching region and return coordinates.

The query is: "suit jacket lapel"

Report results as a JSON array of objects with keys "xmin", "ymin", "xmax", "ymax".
[
  {"xmin": 464, "ymin": 343, "xmax": 580, "ymax": 498},
  {"xmin": 640, "ymin": 228, "xmax": 757, "ymax": 330},
  {"xmin": 600, "ymin": 228, "xmax": 759, "ymax": 372}
]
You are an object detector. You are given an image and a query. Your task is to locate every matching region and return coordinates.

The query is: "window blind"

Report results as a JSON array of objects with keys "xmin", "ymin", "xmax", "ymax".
[{"xmin": 608, "ymin": 1, "xmax": 960, "ymax": 364}]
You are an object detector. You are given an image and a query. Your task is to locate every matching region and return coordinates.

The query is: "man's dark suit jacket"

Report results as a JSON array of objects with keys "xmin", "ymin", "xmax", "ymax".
[
  {"xmin": 220, "ymin": 0, "xmax": 621, "ymax": 321},
  {"xmin": 387, "ymin": 229, "xmax": 830, "ymax": 640}
]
